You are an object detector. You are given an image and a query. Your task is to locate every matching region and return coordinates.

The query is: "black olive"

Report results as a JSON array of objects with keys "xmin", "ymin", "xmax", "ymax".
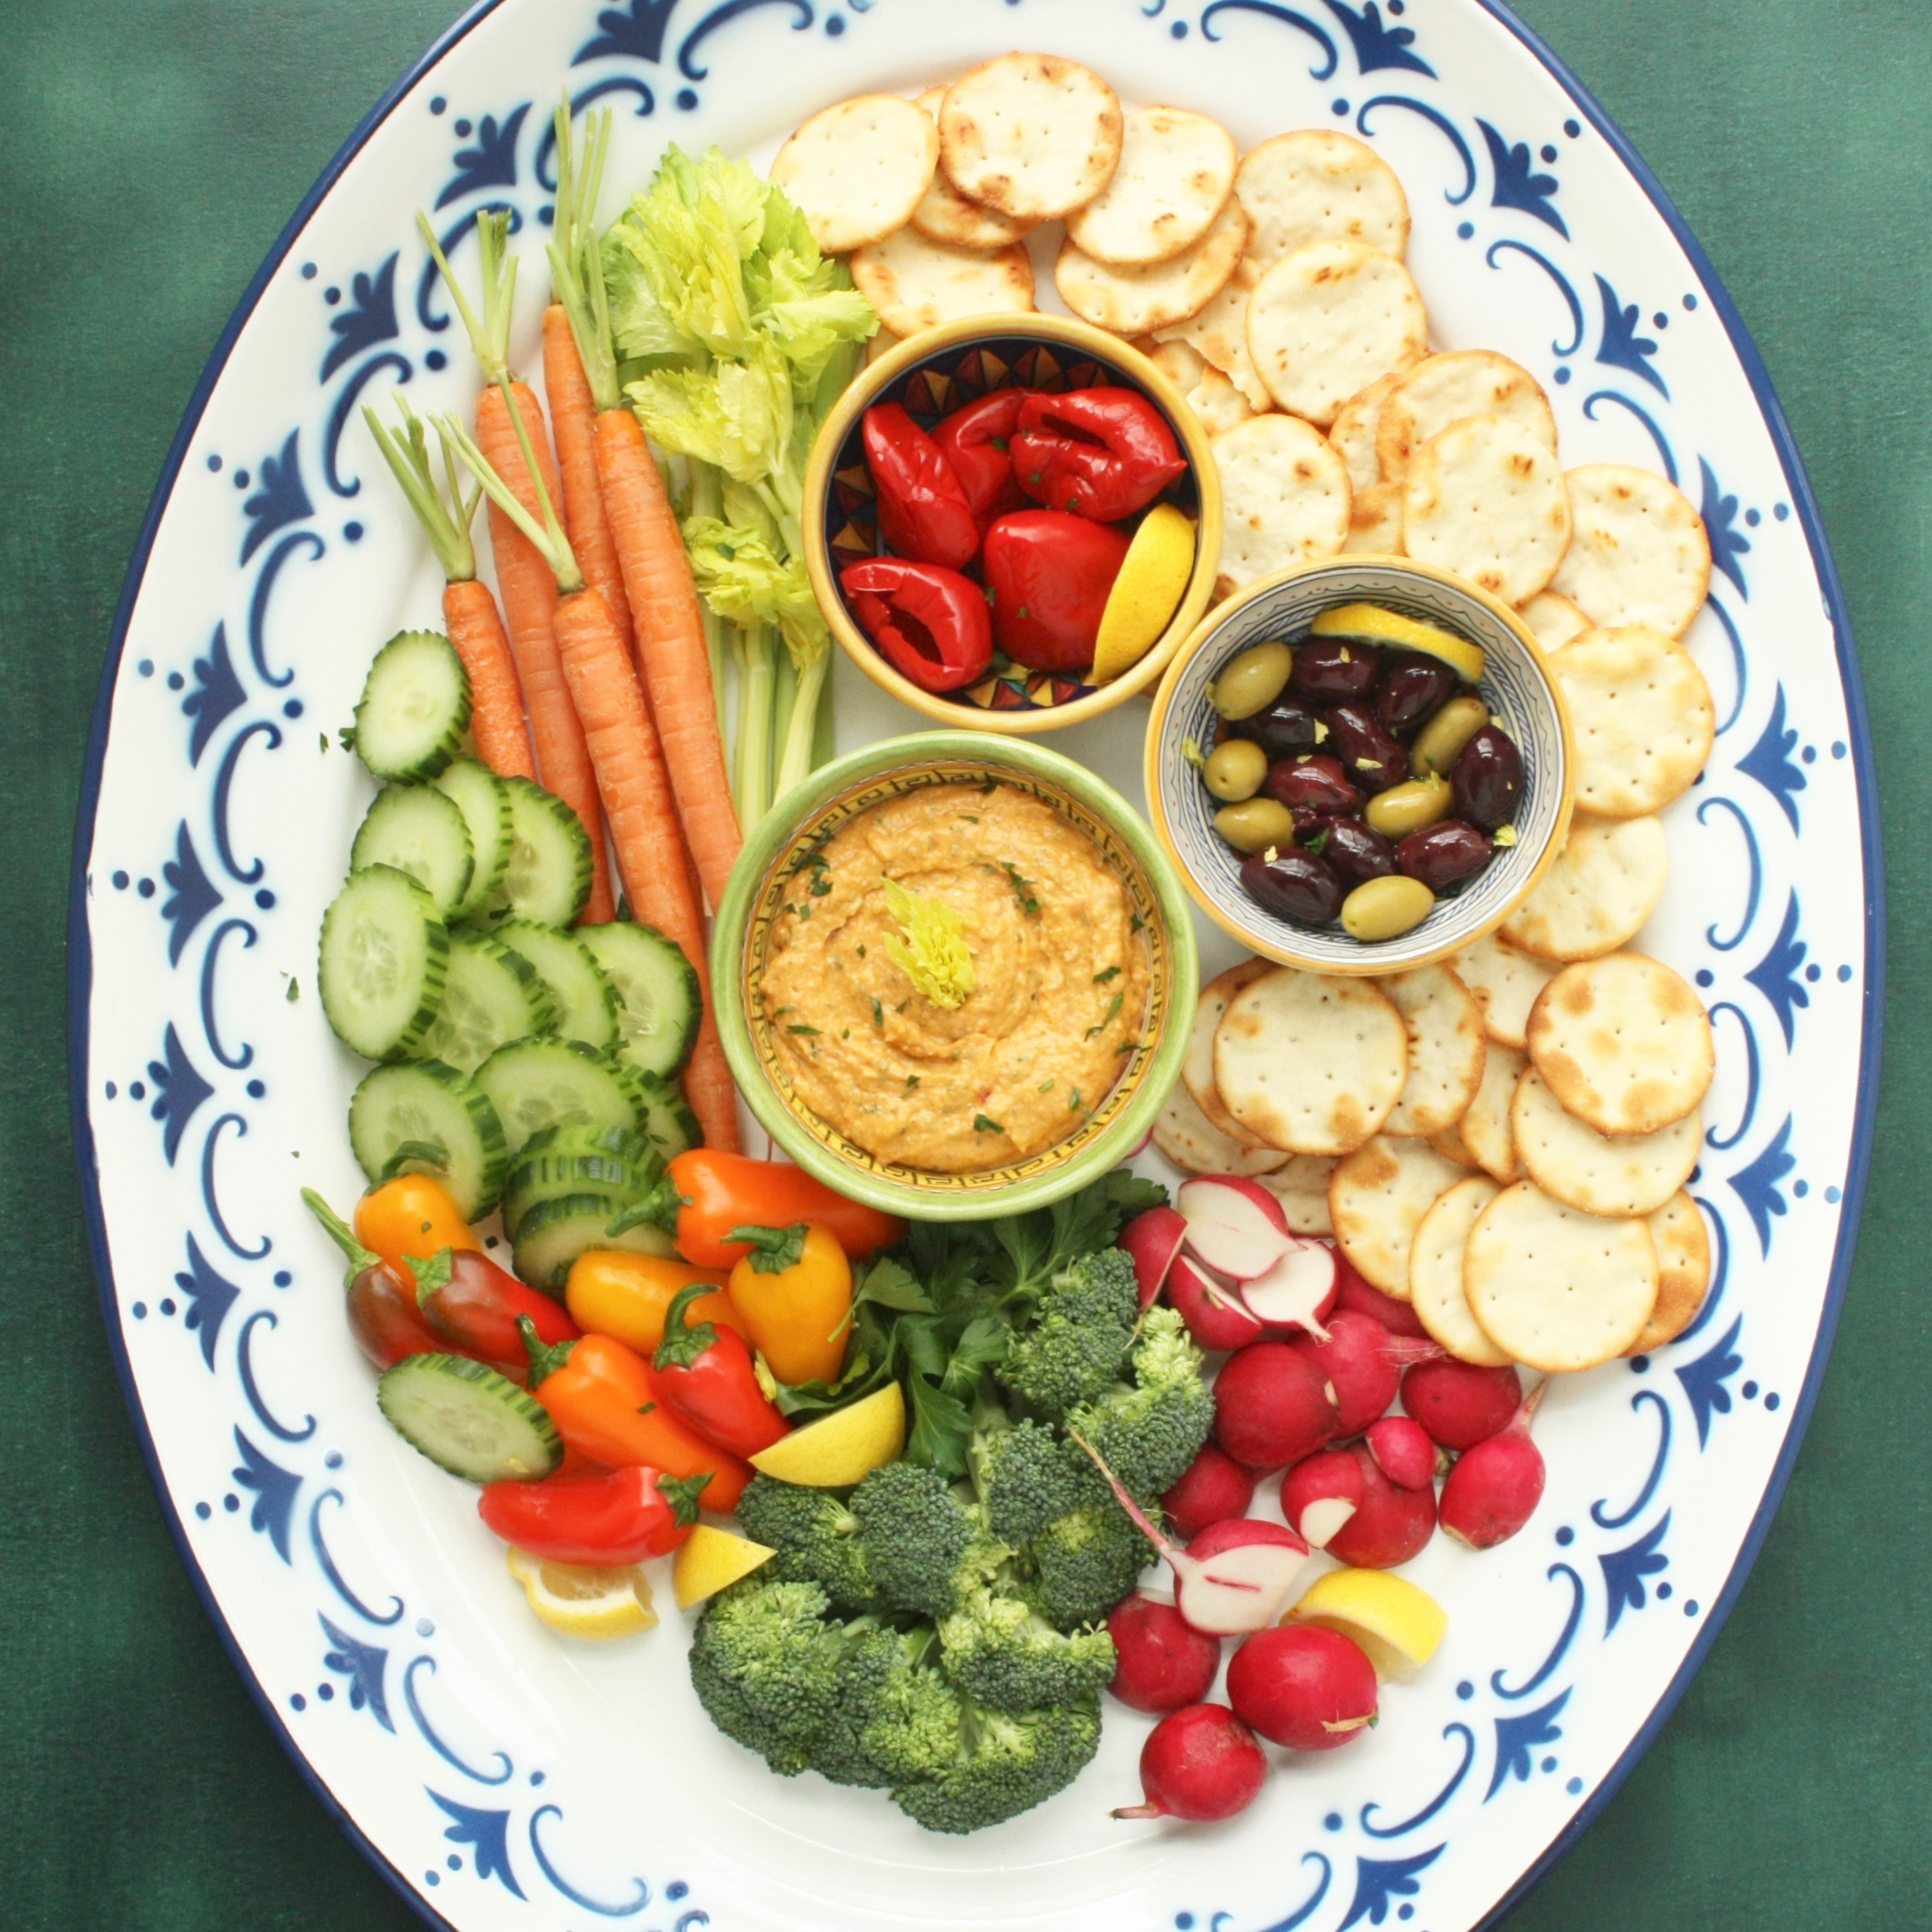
[
  {"xmin": 1240, "ymin": 845, "xmax": 1342, "ymax": 926},
  {"xmin": 1229, "ymin": 696, "xmax": 1324, "ymax": 762},
  {"xmin": 1263, "ymin": 752, "xmax": 1362, "ymax": 815},
  {"xmin": 1375, "ymin": 653, "xmax": 1460, "ymax": 738},
  {"xmin": 1395, "ymin": 819, "xmax": 1494, "ymax": 892},
  {"xmin": 1450, "ymin": 725, "xmax": 1523, "ymax": 830},
  {"xmin": 1288, "ymin": 636, "xmax": 1379, "ymax": 702},
  {"xmin": 1326, "ymin": 703, "xmax": 1408, "ymax": 794},
  {"xmin": 1312, "ymin": 816, "xmax": 1396, "ymax": 890}
]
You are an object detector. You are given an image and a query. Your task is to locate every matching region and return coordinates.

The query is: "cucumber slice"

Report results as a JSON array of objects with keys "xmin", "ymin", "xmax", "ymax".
[
  {"xmin": 347, "ymin": 1059, "xmax": 508, "ymax": 1218},
  {"xmin": 432, "ymin": 758, "xmax": 512, "ymax": 921},
  {"xmin": 578, "ymin": 921, "xmax": 701, "ymax": 1077},
  {"xmin": 350, "ymin": 782, "xmax": 475, "ymax": 918},
  {"xmin": 494, "ymin": 920, "xmax": 618, "ymax": 1051},
  {"xmin": 503, "ymin": 1123, "xmax": 660, "ymax": 1241},
  {"xmin": 632, "ymin": 1068, "xmax": 702, "ymax": 1160},
  {"xmin": 416, "ymin": 932, "xmax": 557, "ymax": 1077},
  {"xmin": 471, "ymin": 1038, "xmax": 644, "ymax": 1156},
  {"xmin": 467, "ymin": 777, "xmax": 592, "ymax": 930},
  {"xmin": 318, "ymin": 866, "xmax": 448, "ymax": 1061},
  {"xmin": 376, "ymin": 1353, "xmax": 561, "ymax": 1481},
  {"xmin": 512, "ymin": 1192, "xmax": 678, "ymax": 1293},
  {"xmin": 353, "ymin": 630, "xmax": 472, "ymax": 781}
]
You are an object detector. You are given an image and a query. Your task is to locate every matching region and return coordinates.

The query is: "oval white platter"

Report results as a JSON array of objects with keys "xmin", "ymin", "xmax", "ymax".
[{"xmin": 69, "ymin": 1, "xmax": 1879, "ymax": 1928}]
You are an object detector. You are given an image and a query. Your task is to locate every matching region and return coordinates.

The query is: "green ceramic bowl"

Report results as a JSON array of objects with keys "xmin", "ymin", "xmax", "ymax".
[{"xmin": 712, "ymin": 731, "xmax": 1198, "ymax": 1221}]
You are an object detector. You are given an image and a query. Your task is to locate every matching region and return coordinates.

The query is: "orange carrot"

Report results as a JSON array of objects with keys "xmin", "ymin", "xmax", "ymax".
[
  {"xmin": 542, "ymin": 303, "xmax": 634, "ymax": 659},
  {"xmin": 441, "ymin": 579, "xmax": 535, "ymax": 779}
]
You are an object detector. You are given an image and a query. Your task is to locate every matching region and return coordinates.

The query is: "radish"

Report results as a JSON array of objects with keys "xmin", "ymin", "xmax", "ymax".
[
  {"xmin": 1439, "ymin": 1379, "xmax": 1550, "ymax": 1549},
  {"xmin": 1106, "ymin": 1591, "xmax": 1223, "ymax": 1712},
  {"xmin": 1113, "ymin": 1703, "xmax": 1267, "ymax": 1822},
  {"xmin": 1333, "ymin": 1251, "xmax": 1431, "ymax": 1340},
  {"xmin": 1176, "ymin": 1176, "xmax": 1291, "ymax": 1280},
  {"xmin": 1239, "ymin": 1237, "xmax": 1338, "ymax": 1340},
  {"xmin": 1226, "ymin": 1625, "xmax": 1378, "ymax": 1753},
  {"xmin": 1365, "ymin": 1415, "xmax": 1438, "ymax": 1491},
  {"xmin": 1120, "ymin": 1205, "xmax": 1188, "ymax": 1311},
  {"xmin": 1402, "ymin": 1359, "xmax": 1523, "ymax": 1451},
  {"xmin": 1162, "ymin": 1441, "xmax": 1257, "ymax": 1539},
  {"xmin": 1294, "ymin": 1309, "xmax": 1399, "ymax": 1435},
  {"xmin": 1279, "ymin": 1445, "xmax": 1363, "ymax": 1549},
  {"xmin": 1167, "ymin": 1252, "xmax": 1267, "ymax": 1352},
  {"xmin": 1324, "ymin": 1441, "xmax": 1436, "ymax": 1570},
  {"xmin": 1213, "ymin": 1340, "xmax": 1340, "ymax": 1470}
]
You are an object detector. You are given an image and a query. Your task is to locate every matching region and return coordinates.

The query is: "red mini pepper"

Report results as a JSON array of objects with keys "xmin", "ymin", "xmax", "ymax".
[
  {"xmin": 981, "ymin": 509, "xmax": 1131, "ymax": 672},
  {"xmin": 651, "ymin": 1283, "xmax": 791, "ymax": 1458},
  {"xmin": 306, "ymin": 1188, "xmax": 446, "ymax": 1370},
  {"xmin": 477, "ymin": 1464, "xmax": 708, "ymax": 1565},
  {"xmin": 411, "ymin": 1246, "xmax": 580, "ymax": 1382},
  {"xmin": 1012, "ymin": 386, "xmax": 1187, "ymax": 522},
  {"xmin": 662, "ymin": 1150, "xmax": 906, "ymax": 1270},
  {"xmin": 840, "ymin": 557, "xmax": 993, "ymax": 693},
  {"xmin": 932, "ymin": 388, "xmax": 1028, "ymax": 525},
  {"xmin": 861, "ymin": 402, "xmax": 980, "ymax": 568}
]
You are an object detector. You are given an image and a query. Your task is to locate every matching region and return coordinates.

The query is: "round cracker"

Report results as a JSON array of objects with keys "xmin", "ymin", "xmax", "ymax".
[
  {"xmin": 770, "ymin": 94, "xmax": 939, "ymax": 256},
  {"xmin": 1328, "ymin": 1134, "xmax": 1469, "ymax": 1298},
  {"xmin": 1258, "ymin": 1154, "xmax": 1339, "ymax": 1235},
  {"xmin": 1065, "ymin": 107, "xmax": 1236, "ymax": 266},
  {"xmin": 1444, "ymin": 932, "xmax": 1558, "ymax": 1050},
  {"xmin": 1328, "ymin": 373, "xmax": 1395, "ymax": 495},
  {"xmin": 1211, "ymin": 413, "xmax": 1352, "ymax": 593},
  {"xmin": 1213, "ymin": 967, "xmax": 1407, "ymax": 1156},
  {"xmin": 1234, "ymin": 129, "xmax": 1410, "ymax": 269},
  {"xmin": 1526, "ymin": 953, "xmax": 1714, "ymax": 1136},
  {"xmin": 1511, "ymin": 1068, "xmax": 1699, "ymax": 1217},
  {"xmin": 1185, "ymin": 365, "xmax": 1259, "ymax": 438},
  {"xmin": 1246, "ymin": 239, "xmax": 1427, "ymax": 428},
  {"xmin": 1401, "ymin": 414, "xmax": 1570, "ymax": 605},
  {"xmin": 1410, "ymin": 1176, "xmax": 1511, "ymax": 1366},
  {"xmin": 1152, "ymin": 264, "xmax": 1272, "ymax": 411},
  {"xmin": 910, "ymin": 88, "xmax": 1033, "ymax": 249},
  {"xmin": 1342, "ymin": 478, "xmax": 1405, "ymax": 555},
  {"xmin": 1551, "ymin": 464, "xmax": 1712, "ymax": 637},
  {"xmin": 1466, "ymin": 1183, "xmax": 1658, "ymax": 1371},
  {"xmin": 1627, "ymin": 1192, "xmax": 1711, "ymax": 1354},
  {"xmin": 1552, "ymin": 626, "xmax": 1715, "ymax": 819},
  {"xmin": 1427, "ymin": 1117, "xmax": 1480, "ymax": 1168},
  {"xmin": 1518, "ymin": 590, "xmax": 1591, "ymax": 652},
  {"xmin": 1381, "ymin": 964, "xmax": 1484, "ymax": 1136},
  {"xmin": 1152, "ymin": 1078, "xmax": 1290, "ymax": 1178},
  {"xmin": 849, "ymin": 228, "xmax": 1035, "ymax": 338},
  {"xmin": 937, "ymin": 53, "xmax": 1122, "ymax": 222},
  {"xmin": 1183, "ymin": 960, "xmax": 1276, "ymax": 1147},
  {"xmin": 1375, "ymin": 351, "xmax": 1556, "ymax": 483},
  {"xmin": 1056, "ymin": 195, "xmax": 1249, "ymax": 334},
  {"xmin": 1460, "ymin": 1040, "xmax": 1524, "ymax": 1183},
  {"xmin": 1501, "ymin": 812, "xmax": 1668, "ymax": 962}
]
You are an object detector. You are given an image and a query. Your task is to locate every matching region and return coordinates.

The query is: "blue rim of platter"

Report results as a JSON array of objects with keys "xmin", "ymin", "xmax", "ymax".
[{"xmin": 63, "ymin": 2, "xmax": 1883, "ymax": 1928}]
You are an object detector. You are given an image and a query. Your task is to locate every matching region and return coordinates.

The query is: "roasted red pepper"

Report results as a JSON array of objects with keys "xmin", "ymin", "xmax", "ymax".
[
  {"xmin": 305, "ymin": 1190, "xmax": 447, "ymax": 1370},
  {"xmin": 861, "ymin": 402, "xmax": 980, "ymax": 568},
  {"xmin": 662, "ymin": 1150, "xmax": 905, "ymax": 1270},
  {"xmin": 981, "ymin": 509, "xmax": 1131, "ymax": 673},
  {"xmin": 932, "ymin": 389, "xmax": 1028, "ymax": 525},
  {"xmin": 1012, "ymin": 386, "xmax": 1186, "ymax": 522},
  {"xmin": 412, "ymin": 1246, "xmax": 580, "ymax": 1381},
  {"xmin": 651, "ymin": 1283, "xmax": 791, "ymax": 1458},
  {"xmin": 840, "ymin": 557, "xmax": 993, "ymax": 693},
  {"xmin": 477, "ymin": 1464, "xmax": 708, "ymax": 1565}
]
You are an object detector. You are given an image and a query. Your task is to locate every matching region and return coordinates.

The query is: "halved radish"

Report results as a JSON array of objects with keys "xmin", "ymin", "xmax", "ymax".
[
  {"xmin": 1167, "ymin": 1253, "xmax": 1267, "ymax": 1352},
  {"xmin": 1120, "ymin": 1205, "xmax": 1188, "ymax": 1311},
  {"xmin": 1176, "ymin": 1176, "xmax": 1292, "ymax": 1281},
  {"xmin": 1281, "ymin": 1446, "xmax": 1363, "ymax": 1549},
  {"xmin": 1240, "ymin": 1237, "xmax": 1338, "ymax": 1339}
]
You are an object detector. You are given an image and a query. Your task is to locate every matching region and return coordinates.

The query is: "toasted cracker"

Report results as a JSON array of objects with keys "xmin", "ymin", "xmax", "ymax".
[
  {"xmin": 1551, "ymin": 464, "xmax": 1712, "ymax": 637},
  {"xmin": 1518, "ymin": 590, "xmax": 1591, "ymax": 652},
  {"xmin": 1382, "ymin": 964, "xmax": 1484, "ymax": 1136},
  {"xmin": 1145, "ymin": 337, "xmax": 1208, "ymax": 391},
  {"xmin": 1410, "ymin": 1176, "xmax": 1512, "ymax": 1366},
  {"xmin": 1512, "ymin": 1067, "xmax": 1699, "ymax": 1217},
  {"xmin": 1552, "ymin": 626, "xmax": 1715, "ymax": 819},
  {"xmin": 1460, "ymin": 1040, "xmax": 1523, "ymax": 1183},
  {"xmin": 1065, "ymin": 107, "xmax": 1236, "ymax": 266},
  {"xmin": 865, "ymin": 325, "xmax": 904, "ymax": 366},
  {"xmin": 1152, "ymin": 1078, "xmax": 1291, "ymax": 1177},
  {"xmin": 1445, "ymin": 932, "xmax": 1558, "ymax": 1050},
  {"xmin": 1211, "ymin": 412, "xmax": 1352, "ymax": 593},
  {"xmin": 1466, "ymin": 1183, "xmax": 1658, "ymax": 1371},
  {"xmin": 1329, "ymin": 1134, "xmax": 1469, "ymax": 1298},
  {"xmin": 1152, "ymin": 264, "xmax": 1272, "ymax": 411},
  {"xmin": 1526, "ymin": 952, "xmax": 1714, "ymax": 1136},
  {"xmin": 1246, "ymin": 238, "xmax": 1427, "ymax": 428},
  {"xmin": 1234, "ymin": 129, "xmax": 1409, "ymax": 269},
  {"xmin": 1342, "ymin": 479, "xmax": 1406, "ymax": 555},
  {"xmin": 937, "ymin": 53, "xmax": 1122, "ymax": 222},
  {"xmin": 1185, "ymin": 365, "xmax": 1260, "ymax": 437},
  {"xmin": 909, "ymin": 88, "xmax": 1033, "ymax": 248},
  {"xmin": 1214, "ymin": 966, "xmax": 1407, "ymax": 1156},
  {"xmin": 770, "ymin": 94, "xmax": 939, "ymax": 256},
  {"xmin": 1375, "ymin": 351, "xmax": 1556, "ymax": 483},
  {"xmin": 1401, "ymin": 414, "xmax": 1570, "ymax": 604},
  {"xmin": 1328, "ymin": 373, "xmax": 1395, "ymax": 494},
  {"xmin": 1627, "ymin": 1192, "xmax": 1711, "ymax": 1354},
  {"xmin": 1056, "ymin": 195, "xmax": 1249, "ymax": 334},
  {"xmin": 849, "ymin": 227, "xmax": 1035, "ymax": 337},
  {"xmin": 1502, "ymin": 812, "xmax": 1668, "ymax": 962},
  {"xmin": 1259, "ymin": 1154, "xmax": 1339, "ymax": 1235},
  {"xmin": 1183, "ymin": 960, "xmax": 1275, "ymax": 1146},
  {"xmin": 1427, "ymin": 1117, "xmax": 1480, "ymax": 1168}
]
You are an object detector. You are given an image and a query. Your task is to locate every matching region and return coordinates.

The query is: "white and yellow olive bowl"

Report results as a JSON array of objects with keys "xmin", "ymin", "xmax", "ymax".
[
  {"xmin": 801, "ymin": 313, "xmax": 1222, "ymax": 736},
  {"xmin": 712, "ymin": 730, "xmax": 1198, "ymax": 1220},
  {"xmin": 1145, "ymin": 557, "xmax": 1577, "ymax": 976}
]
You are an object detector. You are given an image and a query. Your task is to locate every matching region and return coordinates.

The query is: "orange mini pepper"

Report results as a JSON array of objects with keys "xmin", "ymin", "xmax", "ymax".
[
  {"xmin": 564, "ymin": 1251, "xmax": 747, "ymax": 1358},
  {"xmin": 665, "ymin": 1150, "xmax": 904, "ymax": 1270},
  {"xmin": 726, "ymin": 1221, "xmax": 852, "ymax": 1387},
  {"xmin": 354, "ymin": 1174, "xmax": 480, "ymax": 1290}
]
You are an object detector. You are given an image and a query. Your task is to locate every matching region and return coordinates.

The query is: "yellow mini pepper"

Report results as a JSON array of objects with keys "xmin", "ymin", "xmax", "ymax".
[
  {"xmin": 564, "ymin": 1251, "xmax": 746, "ymax": 1358},
  {"xmin": 726, "ymin": 1221, "xmax": 852, "ymax": 1387},
  {"xmin": 353, "ymin": 1174, "xmax": 479, "ymax": 1290}
]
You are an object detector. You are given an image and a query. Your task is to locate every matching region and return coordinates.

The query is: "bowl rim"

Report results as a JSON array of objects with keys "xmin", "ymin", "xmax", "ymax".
[
  {"xmin": 1143, "ymin": 555, "xmax": 1577, "ymax": 974},
  {"xmin": 711, "ymin": 729, "xmax": 1199, "ymax": 1219},
  {"xmin": 801, "ymin": 313, "xmax": 1224, "ymax": 737}
]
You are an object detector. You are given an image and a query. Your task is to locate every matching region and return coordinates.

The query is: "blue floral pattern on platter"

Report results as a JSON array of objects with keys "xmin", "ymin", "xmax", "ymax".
[{"xmin": 69, "ymin": 2, "xmax": 1877, "ymax": 1930}]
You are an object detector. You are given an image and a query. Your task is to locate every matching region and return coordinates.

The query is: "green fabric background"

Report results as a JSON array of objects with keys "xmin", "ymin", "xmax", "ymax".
[{"xmin": 1, "ymin": 1, "xmax": 1921, "ymax": 1924}]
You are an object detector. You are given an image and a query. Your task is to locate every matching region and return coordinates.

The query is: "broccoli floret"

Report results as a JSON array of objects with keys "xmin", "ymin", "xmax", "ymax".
[
  {"xmin": 859, "ymin": 1627, "xmax": 965, "ymax": 1787},
  {"xmin": 808, "ymin": 1620, "xmax": 910, "ymax": 1790},
  {"xmin": 892, "ymin": 1694, "xmax": 1103, "ymax": 1835},
  {"xmin": 968, "ymin": 1410, "xmax": 1084, "ymax": 1547},
  {"xmin": 687, "ymin": 1577, "xmax": 846, "ymax": 1776},
  {"xmin": 733, "ymin": 1474, "xmax": 885, "ymax": 1614},
  {"xmin": 937, "ymin": 1585, "xmax": 1117, "ymax": 1710},
  {"xmin": 1022, "ymin": 1497, "xmax": 1158, "ymax": 1631},
  {"xmin": 996, "ymin": 1247, "xmax": 1140, "ymax": 1420},
  {"xmin": 849, "ymin": 1461, "xmax": 973, "ymax": 1617},
  {"xmin": 1064, "ymin": 1305, "xmax": 1216, "ymax": 1499}
]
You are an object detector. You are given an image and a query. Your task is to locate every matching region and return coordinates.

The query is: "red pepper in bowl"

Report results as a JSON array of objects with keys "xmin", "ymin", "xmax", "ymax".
[
  {"xmin": 932, "ymin": 388, "xmax": 1028, "ymax": 524},
  {"xmin": 477, "ymin": 1464, "xmax": 709, "ymax": 1565},
  {"xmin": 861, "ymin": 402, "xmax": 979, "ymax": 568},
  {"xmin": 840, "ymin": 557, "xmax": 992, "ymax": 693},
  {"xmin": 981, "ymin": 509, "xmax": 1131, "ymax": 673},
  {"xmin": 1011, "ymin": 386, "xmax": 1187, "ymax": 522}
]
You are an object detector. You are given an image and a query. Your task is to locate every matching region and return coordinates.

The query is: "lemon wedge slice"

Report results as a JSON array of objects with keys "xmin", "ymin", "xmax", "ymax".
[
  {"xmin": 674, "ymin": 1525, "xmax": 776, "ymax": 1609},
  {"xmin": 1310, "ymin": 603, "xmax": 1485, "ymax": 683},
  {"xmin": 1091, "ymin": 503, "xmax": 1195, "ymax": 683},
  {"xmin": 506, "ymin": 1546, "xmax": 658, "ymax": 1639},
  {"xmin": 1286, "ymin": 1566, "xmax": 1447, "ymax": 1681},
  {"xmin": 749, "ymin": 1381, "xmax": 906, "ymax": 1486}
]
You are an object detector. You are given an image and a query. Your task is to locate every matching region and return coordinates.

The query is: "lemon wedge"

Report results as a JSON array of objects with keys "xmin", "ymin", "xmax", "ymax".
[
  {"xmin": 1091, "ymin": 503, "xmax": 1195, "ymax": 683},
  {"xmin": 749, "ymin": 1381, "xmax": 906, "ymax": 1486},
  {"xmin": 1286, "ymin": 1566, "xmax": 1447, "ymax": 1681},
  {"xmin": 1310, "ymin": 603, "xmax": 1485, "ymax": 683},
  {"xmin": 674, "ymin": 1525, "xmax": 776, "ymax": 1609},
  {"xmin": 506, "ymin": 1546, "xmax": 658, "ymax": 1639}
]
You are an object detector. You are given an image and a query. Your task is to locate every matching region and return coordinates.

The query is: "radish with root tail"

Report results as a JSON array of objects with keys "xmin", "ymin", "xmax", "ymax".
[
  {"xmin": 1439, "ymin": 1378, "xmax": 1550, "ymax": 1548},
  {"xmin": 1113, "ymin": 1703, "xmax": 1267, "ymax": 1822}
]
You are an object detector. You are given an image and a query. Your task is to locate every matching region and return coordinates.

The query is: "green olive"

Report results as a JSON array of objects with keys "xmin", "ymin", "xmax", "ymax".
[
  {"xmin": 1341, "ymin": 873, "xmax": 1436, "ymax": 941},
  {"xmin": 1204, "ymin": 737, "xmax": 1269, "ymax": 802},
  {"xmin": 1213, "ymin": 797, "xmax": 1296, "ymax": 854},
  {"xmin": 1364, "ymin": 773, "xmax": 1453, "ymax": 840},
  {"xmin": 1410, "ymin": 695, "xmax": 1490, "ymax": 777},
  {"xmin": 1211, "ymin": 640, "xmax": 1293, "ymax": 720}
]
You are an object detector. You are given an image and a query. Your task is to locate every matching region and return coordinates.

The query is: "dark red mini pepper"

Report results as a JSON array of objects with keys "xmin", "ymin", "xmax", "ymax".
[
  {"xmin": 411, "ymin": 1246, "xmax": 580, "ymax": 1382},
  {"xmin": 477, "ymin": 1464, "xmax": 709, "ymax": 1565},
  {"xmin": 1011, "ymin": 386, "xmax": 1187, "ymax": 522},
  {"xmin": 932, "ymin": 388, "xmax": 1028, "ymax": 525},
  {"xmin": 981, "ymin": 510, "xmax": 1131, "ymax": 673},
  {"xmin": 841, "ymin": 557, "xmax": 993, "ymax": 693},
  {"xmin": 306, "ymin": 1188, "xmax": 447, "ymax": 1370},
  {"xmin": 651, "ymin": 1283, "xmax": 791, "ymax": 1459},
  {"xmin": 861, "ymin": 402, "xmax": 980, "ymax": 568}
]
